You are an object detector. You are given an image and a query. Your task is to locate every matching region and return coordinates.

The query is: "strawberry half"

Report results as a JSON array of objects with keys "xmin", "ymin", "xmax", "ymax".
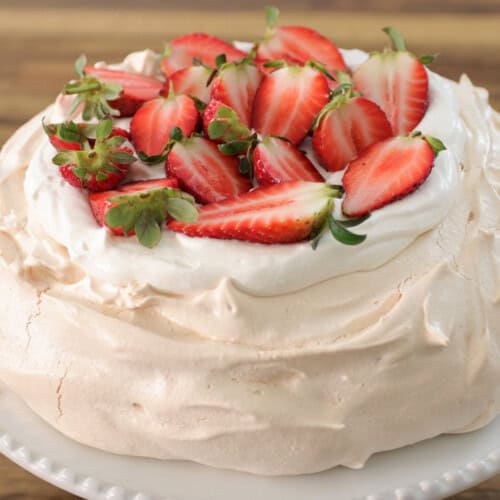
[
  {"xmin": 352, "ymin": 27, "xmax": 430, "ymax": 135},
  {"xmin": 342, "ymin": 132, "xmax": 446, "ymax": 217},
  {"xmin": 170, "ymin": 64, "xmax": 214, "ymax": 102},
  {"xmin": 166, "ymin": 128, "xmax": 252, "ymax": 204},
  {"xmin": 210, "ymin": 59, "xmax": 263, "ymax": 127},
  {"xmin": 51, "ymin": 119, "xmax": 136, "ymax": 192},
  {"xmin": 253, "ymin": 136, "xmax": 323, "ymax": 185},
  {"xmin": 63, "ymin": 56, "xmax": 163, "ymax": 119},
  {"xmin": 168, "ymin": 181, "xmax": 359, "ymax": 245},
  {"xmin": 256, "ymin": 7, "xmax": 347, "ymax": 75},
  {"xmin": 161, "ymin": 33, "xmax": 246, "ymax": 76},
  {"xmin": 89, "ymin": 177, "xmax": 198, "ymax": 248},
  {"xmin": 312, "ymin": 82, "xmax": 393, "ymax": 172},
  {"xmin": 130, "ymin": 83, "xmax": 199, "ymax": 159},
  {"xmin": 252, "ymin": 62, "xmax": 330, "ymax": 145}
]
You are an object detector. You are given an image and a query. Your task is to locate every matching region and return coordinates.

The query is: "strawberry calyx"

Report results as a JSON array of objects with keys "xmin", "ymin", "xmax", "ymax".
[
  {"xmin": 381, "ymin": 26, "xmax": 435, "ymax": 66},
  {"xmin": 312, "ymin": 72, "xmax": 360, "ymax": 129},
  {"xmin": 52, "ymin": 119, "xmax": 135, "ymax": 186},
  {"xmin": 105, "ymin": 185, "xmax": 198, "ymax": 248},
  {"xmin": 42, "ymin": 119, "xmax": 94, "ymax": 150},
  {"xmin": 411, "ymin": 131, "xmax": 446, "ymax": 156},
  {"xmin": 311, "ymin": 197, "xmax": 369, "ymax": 249},
  {"xmin": 63, "ymin": 55, "xmax": 123, "ymax": 120},
  {"xmin": 262, "ymin": 59, "xmax": 335, "ymax": 81}
]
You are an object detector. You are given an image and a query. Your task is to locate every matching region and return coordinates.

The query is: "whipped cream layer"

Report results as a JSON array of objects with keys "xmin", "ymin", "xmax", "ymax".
[
  {"xmin": 19, "ymin": 50, "xmax": 464, "ymax": 296},
  {"xmin": 0, "ymin": 48, "xmax": 499, "ymax": 475}
]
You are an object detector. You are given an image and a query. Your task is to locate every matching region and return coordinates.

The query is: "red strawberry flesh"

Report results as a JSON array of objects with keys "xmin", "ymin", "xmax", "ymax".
[
  {"xmin": 166, "ymin": 136, "xmax": 251, "ymax": 204},
  {"xmin": 254, "ymin": 136, "xmax": 323, "ymax": 185},
  {"xmin": 342, "ymin": 135, "xmax": 435, "ymax": 217},
  {"xmin": 168, "ymin": 181, "xmax": 335, "ymax": 244}
]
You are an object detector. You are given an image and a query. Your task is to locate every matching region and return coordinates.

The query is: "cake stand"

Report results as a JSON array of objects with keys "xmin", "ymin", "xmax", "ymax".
[{"xmin": 1, "ymin": 384, "xmax": 499, "ymax": 500}]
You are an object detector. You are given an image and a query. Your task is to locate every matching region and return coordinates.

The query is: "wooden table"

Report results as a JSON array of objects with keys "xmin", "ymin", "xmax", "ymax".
[{"xmin": 0, "ymin": 2, "xmax": 499, "ymax": 498}]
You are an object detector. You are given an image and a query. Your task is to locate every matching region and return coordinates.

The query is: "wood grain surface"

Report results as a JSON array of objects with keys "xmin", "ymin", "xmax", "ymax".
[{"xmin": 0, "ymin": 2, "xmax": 499, "ymax": 498}]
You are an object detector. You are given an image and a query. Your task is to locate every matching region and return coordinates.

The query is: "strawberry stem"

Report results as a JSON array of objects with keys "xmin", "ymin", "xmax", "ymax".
[{"xmin": 382, "ymin": 26, "xmax": 407, "ymax": 52}]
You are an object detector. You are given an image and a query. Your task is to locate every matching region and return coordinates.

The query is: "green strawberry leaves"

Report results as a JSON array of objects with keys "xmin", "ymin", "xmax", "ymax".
[
  {"xmin": 50, "ymin": 119, "xmax": 135, "ymax": 187},
  {"xmin": 63, "ymin": 55, "xmax": 123, "ymax": 120},
  {"xmin": 105, "ymin": 187, "xmax": 198, "ymax": 248},
  {"xmin": 311, "ymin": 197, "xmax": 369, "ymax": 249}
]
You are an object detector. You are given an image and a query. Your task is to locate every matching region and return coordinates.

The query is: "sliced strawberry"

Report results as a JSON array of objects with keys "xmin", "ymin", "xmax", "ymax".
[
  {"xmin": 107, "ymin": 127, "xmax": 130, "ymax": 141},
  {"xmin": 256, "ymin": 7, "xmax": 347, "ymax": 75},
  {"xmin": 168, "ymin": 181, "xmax": 340, "ymax": 244},
  {"xmin": 342, "ymin": 133, "xmax": 446, "ymax": 217},
  {"xmin": 210, "ymin": 60, "xmax": 263, "ymax": 127},
  {"xmin": 312, "ymin": 94, "xmax": 393, "ymax": 172},
  {"xmin": 63, "ymin": 56, "xmax": 164, "ymax": 119},
  {"xmin": 170, "ymin": 65, "xmax": 214, "ymax": 102},
  {"xmin": 254, "ymin": 136, "xmax": 323, "ymax": 185},
  {"xmin": 352, "ymin": 27, "xmax": 429, "ymax": 135},
  {"xmin": 89, "ymin": 177, "xmax": 197, "ymax": 248},
  {"xmin": 89, "ymin": 178, "xmax": 179, "ymax": 235},
  {"xmin": 166, "ymin": 134, "xmax": 251, "ymax": 203},
  {"xmin": 252, "ymin": 63, "xmax": 330, "ymax": 144},
  {"xmin": 52, "ymin": 119, "xmax": 136, "ymax": 192},
  {"xmin": 130, "ymin": 86, "xmax": 199, "ymax": 157},
  {"xmin": 161, "ymin": 34, "xmax": 246, "ymax": 76}
]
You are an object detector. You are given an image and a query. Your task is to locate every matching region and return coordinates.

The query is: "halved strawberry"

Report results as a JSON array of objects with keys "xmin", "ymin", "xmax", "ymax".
[
  {"xmin": 168, "ymin": 181, "xmax": 343, "ymax": 244},
  {"xmin": 166, "ymin": 130, "xmax": 252, "ymax": 204},
  {"xmin": 130, "ymin": 84, "xmax": 199, "ymax": 158},
  {"xmin": 161, "ymin": 33, "xmax": 246, "ymax": 76},
  {"xmin": 51, "ymin": 119, "xmax": 136, "ymax": 192},
  {"xmin": 352, "ymin": 27, "xmax": 429, "ymax": 135},
  {"xmin": 252, "ymin": 62, "xmax": 330, "ymax": 144},
  {"xmin": 89, "ymin": 177, "xmax": 197, "ymax": 248},
  {"xmin": 170, "ymin": 64, "xmax": 214, "ymax": 102},
  {"xmin": 256, "ymin": 7, "xmax": 347, "ymax": 75},
  {"xmin": 210, "ymin": 60, "xmax": 263, "ymax": 127},
  {"xmin": 312, "ymin": 86, "xmax": 393, "ymax": 172},
  {"xmin": 63, "ymin": 56, "xmax": 163, "ymax": 119},
  {"xmin": 342, "ymin": 133, "xmax": 446, "ymax": 217},
  {"xmin": 254, "ymin": 136, "xmax": 323, "ymax": 185}
]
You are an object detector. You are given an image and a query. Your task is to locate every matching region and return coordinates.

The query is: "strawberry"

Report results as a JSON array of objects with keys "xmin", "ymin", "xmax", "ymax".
[
  {"xmin": 51, "ymin": 119, "xmax": 136, "ymax": 192},
  {"xmin": 342, "ymin": 132, "xmax": 446, "ymax": 217},
  {"xmin": 252, "ymin": 62, "xmax": 330, "ymax": 145},
  {"xmin": 43, "ymin": 120, "xmax": 131, "ymax": 151},
  {"xmin": 161, "ymin": 34, "xmax": 246, "ymax": 76},
  {"xmin": 253, "ymin": 136, "xmax": 323, "ymax": 185},
  {"xmin": 89, "ymin": 177, "xmax": 198, "ymax": 248},
  {"xmin": 63, "ymin": 56, "xmax": 163, "ymax": 119},
  {"xmin": 256, "ymin": 7, "xmax": 347, "ymax": 75},
  {"xmin": 170, "ymin": 64, "xmax": 214, "ymax": 102},
  {"xmin": 203, "ymin": 100, "xmax": 252, "ymax": 146},
  {"xmin": 312, "ymin": 81, "xmax": 393, "ymax": 172},
  {"xmin": 43, "ymin": 120, "xmax": 88, "ymax": 151},
  {"xmin": 352, "ymin": 27, "xmax": 430, "ymax": 135},
  {"xmin": 130, "ymin": 83, "xmax": 199, "ymax": 159},
  {"xmin": 168, "ymin": 181, "xmax": 365, "ymax": 246},
  {"xmin": 166, "ymin": 128, "xmax": 252, "ymax": 204},
  {"xmin": 210, "ymin": 59, "xmax": 263, "ymax": 127}
]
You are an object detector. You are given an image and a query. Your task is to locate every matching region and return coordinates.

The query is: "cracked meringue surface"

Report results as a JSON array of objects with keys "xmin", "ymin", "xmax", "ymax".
[{"xmin": 0, "ymin": 49, "xmax": 499, "ymax": 475}]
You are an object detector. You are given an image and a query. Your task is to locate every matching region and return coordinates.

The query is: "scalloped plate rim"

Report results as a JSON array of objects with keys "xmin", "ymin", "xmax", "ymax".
[{"xmin": 1, "ymin": 385, "xmax": 500, "ymax": 500}]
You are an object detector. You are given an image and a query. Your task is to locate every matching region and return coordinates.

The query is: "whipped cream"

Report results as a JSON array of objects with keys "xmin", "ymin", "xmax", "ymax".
[
  {"xmin": 17, "ymin": 49, "xmax": 465, "ymax": 296},
  {"xmin": 0, "ymin": 48, "xmax": 498, "ymax": 476}
]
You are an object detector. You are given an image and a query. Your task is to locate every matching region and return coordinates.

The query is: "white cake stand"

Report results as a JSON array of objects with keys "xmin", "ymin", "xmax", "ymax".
[{"xmin": 1, "ymin": 385, "xmax": 499, "ymax": 500}]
